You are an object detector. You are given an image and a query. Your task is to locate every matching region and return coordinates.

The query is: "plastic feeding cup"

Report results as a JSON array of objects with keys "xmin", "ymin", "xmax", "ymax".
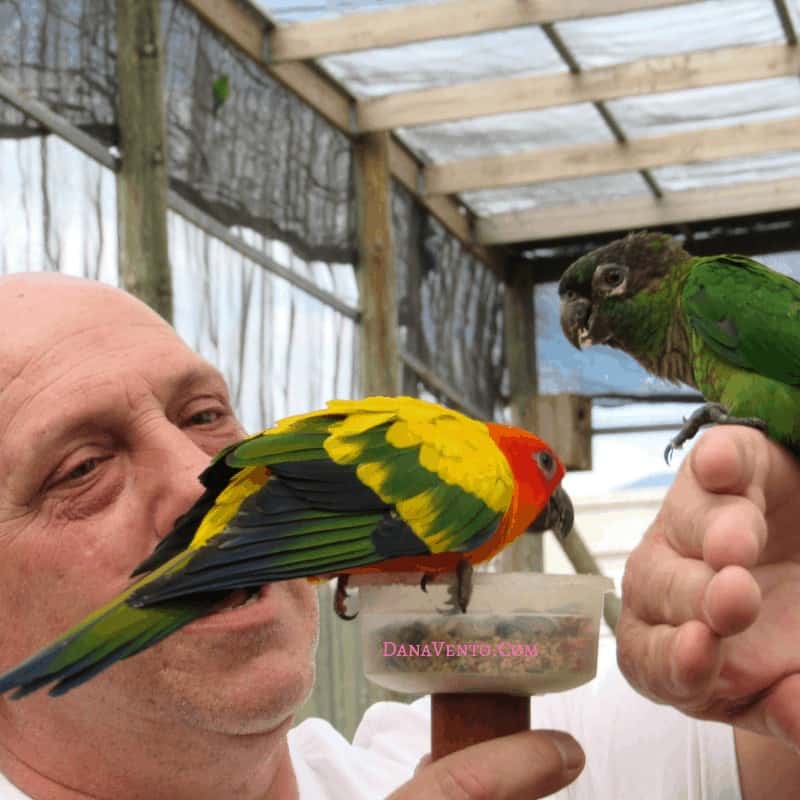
[{"xmin": 356, "ymin": 571, "xmax": 614, "ymax": 759}]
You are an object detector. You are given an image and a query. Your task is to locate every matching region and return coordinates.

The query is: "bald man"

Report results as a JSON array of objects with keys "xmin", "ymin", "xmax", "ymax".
[{"xmin": 0, "ymin": 273, "xmax": 584, "ymax": 800}]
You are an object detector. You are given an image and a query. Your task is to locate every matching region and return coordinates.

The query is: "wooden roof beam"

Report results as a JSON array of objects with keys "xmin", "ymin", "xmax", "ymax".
[
  {"xmin": 357, "ymin": 42, "xmax": 800, "ymax": 132},
  {"xmin": 476, "ymin": 177, "xmax": 800, "ymax": 244},
  {"xmin": 425, "ymin": 115, "xmax": 800, "ymax": 194},
  {"xmin": 265, "ymin": 0, "xmax": 698, "ymax": 62}
]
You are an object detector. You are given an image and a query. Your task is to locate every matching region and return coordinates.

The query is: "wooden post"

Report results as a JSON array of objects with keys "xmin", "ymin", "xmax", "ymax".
[
  {"xmin": 115, "ymin": 0, "xmax": 173, "ymax": 322},
  {"xmin": 354, "ymin": 131, "xmax": 399, "ymax": 396},
  {"xmin": 498, "ymin": 264, "xmax": 543, "ymax": 572}
]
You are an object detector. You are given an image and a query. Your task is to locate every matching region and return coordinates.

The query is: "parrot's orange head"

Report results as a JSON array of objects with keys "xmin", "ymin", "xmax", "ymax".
[{"xmin": 486, "ymin": 423, "xmax": 573, "ymax": 540}]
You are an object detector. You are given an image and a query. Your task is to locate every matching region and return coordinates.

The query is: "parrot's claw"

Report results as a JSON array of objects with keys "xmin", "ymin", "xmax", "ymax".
[
  {"xmin": 664, "ymin": 403, "xmax": 769, "ymax": 466},
  {"xmin": 420, "ymin": 573, "xmax": 436, "ymax": 594},
  {"xmin": 334, "ymin": 575, "xmax": 357, "ymax": 621},
  {"xmin": 443, "ymin": 560, "xmax": 473, "ymax": 614}
]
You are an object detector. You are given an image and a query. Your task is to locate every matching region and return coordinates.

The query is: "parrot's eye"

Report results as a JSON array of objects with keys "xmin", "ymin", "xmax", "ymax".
[
  {"xmin": 604, "ymin": 268, "xmax": 623, "ymax": 286},
  {"xmin": 563, "ymin": 289, "xmax": 577, "ymax": 302},
  {"xmin": 535, "ymin": 450, "xmax": 556, "ymax": 479}
]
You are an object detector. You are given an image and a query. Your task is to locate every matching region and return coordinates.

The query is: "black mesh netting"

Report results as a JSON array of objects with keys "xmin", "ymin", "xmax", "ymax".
[
  {"xmin": 393, "ymin": 181, "xmax": 505, "ymax": 418},
  {"xmin": 0, "ymin": 0, "xmax": 356, "ymax": 264}
]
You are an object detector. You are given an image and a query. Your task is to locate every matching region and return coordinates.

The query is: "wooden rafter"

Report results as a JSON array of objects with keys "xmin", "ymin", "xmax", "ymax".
[
  {"xmin": 356, "ymin": 42, "xmax": 800, "ymax": 132},
  {"xmin": 476, "ymin": 177, "xmax": 800, "ymax": 245},
  {"xmin": 265, "ymin": 0, "xmax": 698, "ymax": 62},
  {"xmin": 425, "ymin": 116, "xmax": 800, "ymax": 195}
]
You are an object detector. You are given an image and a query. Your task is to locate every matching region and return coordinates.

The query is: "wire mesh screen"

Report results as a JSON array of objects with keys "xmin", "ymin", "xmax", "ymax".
[
  {"xmin": 163, "ymin": 1, "xmax": 356, "ymax": 264},
  {"xmin": 0, "ymin": 0, "xmax": 356, "ymax": 264},
  {"xmin": 392, "ymin": 180, "xmax": 505, "ymax": 418},
  {"xmin": 0, "ymin": 0, "xmax": 118, "ymax": 143}
]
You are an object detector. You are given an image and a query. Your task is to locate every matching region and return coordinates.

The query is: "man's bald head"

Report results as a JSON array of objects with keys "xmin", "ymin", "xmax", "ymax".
[{"xmin": 0, "ymin": 272, "xmax": 168, "ymax": 351}]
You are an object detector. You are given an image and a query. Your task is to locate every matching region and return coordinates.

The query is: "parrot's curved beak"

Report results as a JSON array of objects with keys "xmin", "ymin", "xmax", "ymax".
[
  {"xmin": 559, "ymin": 295, "xmax": 594, "ymax": 351},
  {"xmin": 529, "ymin": 485, "xmax": 574, "ymax": 541}
]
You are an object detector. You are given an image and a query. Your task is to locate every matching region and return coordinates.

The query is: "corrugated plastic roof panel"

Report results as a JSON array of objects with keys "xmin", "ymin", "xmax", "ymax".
[{"xmin": 259, "ymin": 0, "xmax": 800, "ymax": 221}]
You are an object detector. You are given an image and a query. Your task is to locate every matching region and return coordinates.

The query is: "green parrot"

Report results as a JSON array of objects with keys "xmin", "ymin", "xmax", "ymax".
[
  {"xmin": 212, "ymin": 74, "xmax": 230, "ymax": 116},
  {"xmin": 558, "ymin": 231, "xmax": 800, "ymax": 462}
]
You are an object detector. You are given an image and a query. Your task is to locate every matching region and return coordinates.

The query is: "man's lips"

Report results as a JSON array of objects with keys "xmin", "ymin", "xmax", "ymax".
[{"xmin": 183, "ymin": 585, "xmax": 275, "ymax": 632}]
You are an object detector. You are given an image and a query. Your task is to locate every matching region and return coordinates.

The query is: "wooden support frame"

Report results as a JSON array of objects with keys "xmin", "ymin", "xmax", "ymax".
[
  {"xmin": 265, "ymin": 0, "xmax": 696, "ymax": 63},
  {"xmin": 356, "ymin": 43, "xmax": 800, "ymax": 132},
  {"xmin": 497, "ymin": 264, "xmax": 544, "ymax": 573},
  {"xmin": 354, "ymin": 132, "xmax": 400, "ymax": 396},
  {"xmin": 425, "ymin": 116, "xmax": 800, "ymax": 195},
  {"xmin": 116, "ymin": 0, "xmax": 173, "ymax": 321},
  {"xmin": 478, "ymin": 176, "xmax": 800, "ymax": 245}
]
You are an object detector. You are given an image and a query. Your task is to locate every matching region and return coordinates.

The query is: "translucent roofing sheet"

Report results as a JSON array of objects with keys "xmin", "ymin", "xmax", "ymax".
[
  {"xmin": 260, "ymin": 0, "xmax": 800, "ymax": 222},
  {"xmin": 555, "ymin": 0, "xmax": 786, "ymax": 66}
]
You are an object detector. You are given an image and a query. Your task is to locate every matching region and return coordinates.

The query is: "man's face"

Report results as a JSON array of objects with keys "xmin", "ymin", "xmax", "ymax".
[{"xmin": 0, "ymin": 275, "xmax": 318, "ymax": 737}]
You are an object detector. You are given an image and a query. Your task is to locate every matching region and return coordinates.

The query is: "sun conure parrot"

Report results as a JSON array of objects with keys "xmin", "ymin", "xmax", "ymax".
[
  {"xmin": 212, "ymin": 74, "xmax": 230, "ymax": 116},
  {"xmin": 0, "ymin": 395, "xmax": 573, "ymax": 699},
  {"xmin": 558, "ymin": 231, "xmax": 800, "ymax": 462}
]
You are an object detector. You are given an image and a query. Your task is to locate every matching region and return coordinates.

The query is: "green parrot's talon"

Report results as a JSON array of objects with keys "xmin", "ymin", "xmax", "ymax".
[
  {"xmin": 667, "ymin": 403, "xmax": 770, "ymax": 466},
  {"xmin": 420, "ymin": 573, "xmax": 435, "ymax": 594},
  {"xmin": 334, "ymin": 575, "xmax": 357, "ymax": 621}
]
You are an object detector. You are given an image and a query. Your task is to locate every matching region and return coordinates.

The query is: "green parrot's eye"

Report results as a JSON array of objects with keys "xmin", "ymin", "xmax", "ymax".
[
  {"xmin": 535, "ymin": 450, "xmax": 556, "ymax": 479},
  {"xmin": 604, "ymin": 268, "xmax": 623, "ymax": 286}
]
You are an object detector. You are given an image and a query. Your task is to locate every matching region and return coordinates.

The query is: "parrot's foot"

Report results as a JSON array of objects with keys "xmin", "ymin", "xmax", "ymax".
[
  {"xmin": 420, "ymin": 572, "xmax": 436, "ymax": 593},
  {"xmin": 444, "ymin": 560, "xmax": 473, "ymax": 614},
  {"xmin": 334, "ymin": 575, "xmax": 357, "ymax": 621},
  {"xmin": 664, "ymin": 403, "xmax": 769, "ymax": 464}
]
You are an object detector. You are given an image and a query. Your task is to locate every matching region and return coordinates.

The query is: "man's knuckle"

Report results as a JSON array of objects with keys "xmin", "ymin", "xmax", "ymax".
[{"xmin": 432, "ymin": 762, "xmax": 496, "ymax": 800}]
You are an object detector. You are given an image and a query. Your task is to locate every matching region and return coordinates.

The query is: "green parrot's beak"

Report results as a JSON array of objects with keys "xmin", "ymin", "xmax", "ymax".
[
  {"xmin": 528, "ymin": 485, "xmax": 574, "ymax": 541},
  {"xmin": 559, "ymin": 295, "xmax": 593, "ymax": 350}
]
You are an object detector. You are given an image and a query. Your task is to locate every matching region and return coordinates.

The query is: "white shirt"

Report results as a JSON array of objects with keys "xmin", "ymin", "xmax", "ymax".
[
  {"xmin": 288, "ymin": 642, "xmax": 742, "ymax": 799},
  {"xmin": 0, "ymin": 645, "xmax": 742, "ymax": 799}
]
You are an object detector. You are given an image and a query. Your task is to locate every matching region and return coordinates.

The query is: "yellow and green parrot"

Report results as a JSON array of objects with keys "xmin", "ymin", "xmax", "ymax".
[{"xmin": 0, "ymin": 396, "xmax": 573, "ymax": 698}]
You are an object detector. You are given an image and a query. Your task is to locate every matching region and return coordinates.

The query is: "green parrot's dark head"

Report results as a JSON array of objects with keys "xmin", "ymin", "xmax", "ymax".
[{"xmin": 558, "ymin": 231, "xmax": 688, "ymax": 350}]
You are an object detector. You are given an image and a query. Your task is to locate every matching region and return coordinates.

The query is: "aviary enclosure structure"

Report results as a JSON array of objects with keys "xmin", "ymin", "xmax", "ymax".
[{"xmin": 2, "ymin": 0, "xmax": 800, "ymax": 735}]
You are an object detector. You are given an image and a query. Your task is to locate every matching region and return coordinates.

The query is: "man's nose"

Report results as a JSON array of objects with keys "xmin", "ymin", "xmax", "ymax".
[{"xmin": 144, "ymin": 425, "xmax": 213, "ymax": 543}]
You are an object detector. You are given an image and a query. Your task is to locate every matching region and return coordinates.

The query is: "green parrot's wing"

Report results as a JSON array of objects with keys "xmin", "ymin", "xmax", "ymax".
[
  {"xmin": 682, "ymin": 255, "xmax": 800, "ymax": 385},
  {"xmin": 127, "ymin": 401, "xmax": 512, "ymax": 606}
]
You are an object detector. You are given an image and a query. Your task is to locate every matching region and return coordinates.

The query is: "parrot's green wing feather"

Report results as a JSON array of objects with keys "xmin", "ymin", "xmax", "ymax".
[
  {"xmin": 128, "ymin": 401, "xmax": 511, "ymax": 606},
  {"xmin": 234, "ymin": 400, "xmax": 513, "ymax": 554},
  {"xmin": 0, "ymin": 551, "xmax": 215, "ymax": 698},
  {"xmin": 683, "ymin": 256, "xmax": 800, "ymax": 385}
]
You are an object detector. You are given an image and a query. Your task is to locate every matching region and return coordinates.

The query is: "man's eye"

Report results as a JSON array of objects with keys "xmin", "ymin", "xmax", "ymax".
[
  {"xmin": 63, "ymin": 458, "xmax": 100, "ymax": 483},
  {"xmin": 187, "ymin": 409, "xmax": 222, "ymax": 426}
]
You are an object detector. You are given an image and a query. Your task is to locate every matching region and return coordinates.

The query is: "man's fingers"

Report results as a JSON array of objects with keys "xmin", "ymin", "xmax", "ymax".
[
  {"xmin": 617, "ymin": 611, "xmax": 721, "ymax": 705},
  {"xmin": 390, "ymin": 730, "xmax": 584, "ymax": 800},
  {"xmin": 623, "ymin": 540, "xmax": 712, "ymax": 626},
  {"xmin": 624, "ymin": 540, "xmax": 761, "ymax": 635},
  {"xmin": 691, "ymin": 426, "xmax": 800, "ymax": 514}
]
